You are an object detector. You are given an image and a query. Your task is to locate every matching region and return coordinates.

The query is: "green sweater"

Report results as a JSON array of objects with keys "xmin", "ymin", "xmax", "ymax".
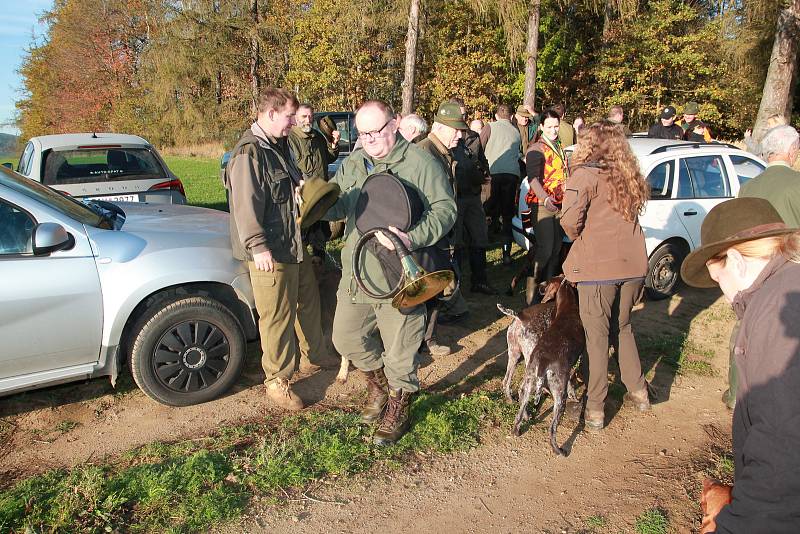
[
  {"xmin": 738, "ymin": 163, "xmax": 800, "ymax": 228},
  {"xmin": 324, "ymin": 135, "xmax": 457, "ymax": 303}
]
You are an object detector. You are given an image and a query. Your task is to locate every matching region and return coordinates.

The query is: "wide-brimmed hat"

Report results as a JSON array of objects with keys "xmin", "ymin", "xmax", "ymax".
[
  {"xmin": 298, "ymin": 178, "xmax": 341, "ymax": 229},
  {"xmin": 681, "ymin": 198, "xmax": 798, "ymax": 288},
  {"xmin": 515, "ymin": 105, "xmax": 532, "ymax": 118},
  {"xmin": 434, "ymin": 102, "xmax": 468, "ymax": 129},
  {"xmin": 318, "ymin": 116, "xmax": 337, "ymax": 143}
]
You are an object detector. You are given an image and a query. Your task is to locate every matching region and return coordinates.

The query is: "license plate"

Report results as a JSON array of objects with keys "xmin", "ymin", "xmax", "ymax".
[{"xmin": 89, "ymin": 194, "xmax": 139, "ymax": 202}]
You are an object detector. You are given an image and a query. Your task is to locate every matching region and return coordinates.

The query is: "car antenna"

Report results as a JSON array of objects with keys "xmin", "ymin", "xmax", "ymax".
[{"xmin": 91, "ymin": 132, "xmax": 98, "ymax": 138}]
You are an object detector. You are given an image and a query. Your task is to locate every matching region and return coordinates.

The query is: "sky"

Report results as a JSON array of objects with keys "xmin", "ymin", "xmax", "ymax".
[{"xmin": 1, "ymin": 0, "xmax": 51, "ymax": 136}]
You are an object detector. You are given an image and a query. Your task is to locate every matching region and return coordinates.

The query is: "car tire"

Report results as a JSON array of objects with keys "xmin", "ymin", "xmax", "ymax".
[
  {"xmin": 645, "ymin": 243, "xmax": 684, "ymax": 301},
  {"xmin": 129, "ymin": 296, "xmax": 246, "ymax": 406}
]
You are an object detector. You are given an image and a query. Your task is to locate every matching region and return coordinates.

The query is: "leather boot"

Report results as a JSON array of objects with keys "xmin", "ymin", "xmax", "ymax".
[
  {"xmin": 373, "ymin": 388, "xmax": 415, "ymax": 446},
  {"xmin": 524, "ymin": 263, "xmax": 543, "ymax": 305},
  {"xmin": 361, "ymin": 368, "xmax": 389, "ymax": 424},
  {"xmin": 502, "ymin": 244, "xmax": 513, "ymax": 265}
]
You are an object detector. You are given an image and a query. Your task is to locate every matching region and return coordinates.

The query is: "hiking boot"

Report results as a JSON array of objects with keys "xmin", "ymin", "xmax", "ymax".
[
  {"xmin": 625, "ymin": 388, "xmax": 651, "ymax": 412},
  {"xmin": 584, "ymin": 408, "xmax": 604, "ymax": 431},
  {"xmin": 265, "ymin": 378, "xmax": 304, "ymax": 411},
  {"xmin": 471, "ymin": 282, "xmax": 498, "ymax": 295},
  {"xmin": 361, "ymin": 368, "xmax": 389, "ymax": 424},
  {"xmin": 374, "ymin": 388, "xmax": 415, "ymax": 446},
  {"xmin": 426, "ymin": 340, "xmax": 451, "ymax": 357}
]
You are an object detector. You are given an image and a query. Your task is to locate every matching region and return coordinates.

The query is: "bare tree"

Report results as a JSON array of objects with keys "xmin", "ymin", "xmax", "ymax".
[
  {"xmin": 250, "ymin": 0, "xmax": 260, "ymax": 116},
  {"xmin": 522, "ymin": 0, "xmax": 541, "ymax": 109},
  {"xmin": 752, "ymin": 0, "xmax": 800, "ymax": 143},
  {"xmin": 401, "ymin": 0, "xmax": 421, "ymax": 115}
]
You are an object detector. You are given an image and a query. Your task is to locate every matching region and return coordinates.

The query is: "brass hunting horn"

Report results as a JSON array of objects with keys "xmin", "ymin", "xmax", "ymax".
[{"xmin": 352, "ymin": 228, "xmax": 454, "ymax": 309}]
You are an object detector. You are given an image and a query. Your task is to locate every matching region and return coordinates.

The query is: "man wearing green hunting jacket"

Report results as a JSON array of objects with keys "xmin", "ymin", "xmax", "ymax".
[{"xmin": 325, "ymin": 100, "xmax": 456, "ymax": 445}]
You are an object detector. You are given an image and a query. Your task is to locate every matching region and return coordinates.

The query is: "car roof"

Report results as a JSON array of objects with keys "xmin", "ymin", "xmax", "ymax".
[
  {"xmin": 29, "ymin": 133, "xmax": 150, "ymax": 150},
  {"xmin": 627, "ymin": 138, "xmax": 742, "ymax": 156}
]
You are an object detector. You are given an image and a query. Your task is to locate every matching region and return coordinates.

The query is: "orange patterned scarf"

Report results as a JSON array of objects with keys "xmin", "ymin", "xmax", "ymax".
[{"xmin": 526, "ymin": 136, "xmax": 568, "ymax": 206}]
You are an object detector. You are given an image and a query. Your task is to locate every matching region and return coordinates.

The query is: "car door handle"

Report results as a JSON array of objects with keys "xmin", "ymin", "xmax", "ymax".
[{"xmin": 683, "ymin": 210, "xmax": 698, "ymax": 216}]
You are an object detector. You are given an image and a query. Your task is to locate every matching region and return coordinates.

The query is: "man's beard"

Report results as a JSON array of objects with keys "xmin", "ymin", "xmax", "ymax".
[{"xmin": 300, "ymin": 124, "xmax": 312, "ymax": 133}]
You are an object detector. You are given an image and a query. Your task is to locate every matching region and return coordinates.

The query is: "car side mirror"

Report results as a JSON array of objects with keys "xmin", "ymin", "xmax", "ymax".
[
  {"xmin": 32, "ymin": 222, "xmax": 74, "ymax": 255},
  {"xmin": 1, "ymin": 162, "xmax": 12, "ymax": 169}
]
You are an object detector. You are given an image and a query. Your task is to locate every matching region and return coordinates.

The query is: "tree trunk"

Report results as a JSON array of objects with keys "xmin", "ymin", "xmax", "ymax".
[
  {"xmin": 401, "ymin": 0, "xmax": 421, "ymax": 115},
  {"xmin": 522, "ymin": 0, "xmax": 541, "ymax": 110},
  {"xmin": 249, "ymin": 0, "xmax": 260, "ymax": 116},
  {"xmin": 752, "ymin": 0, "xmax": 800, "ymax": 144}
]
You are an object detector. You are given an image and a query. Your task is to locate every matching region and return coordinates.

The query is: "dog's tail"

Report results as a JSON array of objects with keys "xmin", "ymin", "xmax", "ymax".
[{"xmin": 497, "ymin": 303, "xmax": 518, "ymax": 319}]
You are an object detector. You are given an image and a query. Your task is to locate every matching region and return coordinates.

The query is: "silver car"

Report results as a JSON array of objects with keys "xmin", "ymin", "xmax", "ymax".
[
  {"xmin": 0, "ymin": 166, "xmax": 256, "ymax": 406},
  {"xmin": 12, "ymin": 133, "xmax": 187, "ymax": 204}
]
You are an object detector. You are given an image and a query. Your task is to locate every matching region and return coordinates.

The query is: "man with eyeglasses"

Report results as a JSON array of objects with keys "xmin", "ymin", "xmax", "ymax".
[{"xmin": 324, "ymin": 100, "xmax": 456, "ymax": 445}]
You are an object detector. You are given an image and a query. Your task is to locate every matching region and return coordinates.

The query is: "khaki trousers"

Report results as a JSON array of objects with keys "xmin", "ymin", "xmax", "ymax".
[
  {"xmin": 578, "ymin": 280, "xmax": 646, "ymax": 412},
  {"xmin": 331, "ymin": 291, "xmax": 425, "ymax": 392},
  {"xmin": 249, "ymin": 249, "xmax": 324, "ymax": 385}
]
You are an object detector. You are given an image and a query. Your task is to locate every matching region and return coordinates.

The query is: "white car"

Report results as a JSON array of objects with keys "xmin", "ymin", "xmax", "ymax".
[
  {"xmin": 9, "ymin": 133, "xmax": 187, "ymax": 204},
  {"xmin": 513, "ymin": 139, "xmax": 766, "ymax": 299}
]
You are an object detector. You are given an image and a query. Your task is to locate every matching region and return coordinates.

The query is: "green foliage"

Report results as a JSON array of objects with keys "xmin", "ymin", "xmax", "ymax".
[
  {"xmin": 13, "ymin": 0, "xmax": 786, "ymax": 144},
  {"xmin": 634, "ymin": 507, "xmax": 669, "ymax": 534},
  {"xmin": 594, "ymin": 0, "xmax": 761, "ymax": 135},
  {"xmin": 415, "ymin": 0, "xmax": 516, "ymax": 118}
]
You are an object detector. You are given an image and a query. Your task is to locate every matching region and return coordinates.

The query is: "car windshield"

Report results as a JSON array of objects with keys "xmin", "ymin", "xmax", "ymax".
[
  {"xmin": 41, "ymin": 147, "xmax": 166, "ymax": 185},
  {"xmin": 1, "ymin": 165, "xmax": 112, "ymax": 228}
]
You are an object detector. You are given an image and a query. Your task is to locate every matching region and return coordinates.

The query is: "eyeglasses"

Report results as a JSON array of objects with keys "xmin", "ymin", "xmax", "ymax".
[{"xmin": 357, "ymin": 118, "xmax": 394, "ymax": 141}]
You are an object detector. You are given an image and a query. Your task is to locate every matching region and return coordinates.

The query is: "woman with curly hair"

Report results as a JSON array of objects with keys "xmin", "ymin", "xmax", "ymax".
[{"xmin": 560, "ymin": 120, "xmax": 651, "ymax": 431}]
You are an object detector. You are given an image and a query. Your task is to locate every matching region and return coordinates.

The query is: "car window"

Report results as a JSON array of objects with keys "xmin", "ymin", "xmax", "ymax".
[
  {"xmin": 41, "ymin": 147, "xmax": 165, "ymax": 185},
  {"xmin": 0, "ymin": 166, "xmax": 108, "ymax": 228},
  {"xmin": 0, "ymin": 199, "xmax": 34, "ymax": 255},
  {"xmin": 681, "ymin": 155, "xmax": 730, "ymax": 198},
  {"xmin": 676, "ymin": 160, "xmax": 695, "ymax": 198},
  {"xmin": 729, "ymin": 155, "xmax": 765, "ymax": 186},
  {"xmin": 646, "ymin": 161, "xmax": 674, "ymax": 199},
  {"xmin": 17, "ymin": 142, "xmax": 34, "ymax": 176}
]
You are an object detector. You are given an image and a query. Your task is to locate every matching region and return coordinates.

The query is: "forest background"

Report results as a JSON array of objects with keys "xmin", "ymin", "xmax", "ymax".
[{"xmin": 13, "ymin": 0, "xmax": 797, "ymax": 149}]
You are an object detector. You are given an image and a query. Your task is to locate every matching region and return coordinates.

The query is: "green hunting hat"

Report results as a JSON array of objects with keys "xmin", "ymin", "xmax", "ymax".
[
  {"xmin": 680, "ymin": 198, "xmax": 798, "ymax": 288},
  {"xmin": 515, "ymin": 105, "xmax": 532, "ymax": 118},
  {"xmin": 318, "ymin": 116, "xmax": 336, "ymax": 142},
  {"xmin": 299, "ymin": 178, "xmax": 341, "ymax": 229},
  {"xmin": 434, "ymin": 102, "xmax": 468, "ymax": 129},
  {"xmin": 684, "ymin": 101, "xmax": 700, "ymax": 115}
]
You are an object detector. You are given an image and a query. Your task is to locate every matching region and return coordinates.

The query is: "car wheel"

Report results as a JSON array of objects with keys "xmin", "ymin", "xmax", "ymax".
[
  {"xmin": 129, "ymin": 296, "xmax": 245, "ymax": 406},
  {"xmin": 645, "ymin": 243, "xmax": 684, "ymax": 300}
]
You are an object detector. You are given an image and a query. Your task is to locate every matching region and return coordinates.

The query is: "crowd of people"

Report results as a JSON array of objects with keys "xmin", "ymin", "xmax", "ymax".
[{"xmin": 223, "ymin": 87, "xmax": 800, "ymax": 531}]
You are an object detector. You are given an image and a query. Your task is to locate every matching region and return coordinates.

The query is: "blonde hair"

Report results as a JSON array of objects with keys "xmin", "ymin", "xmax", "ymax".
[
  {"xmin": 570, "ymin": 120, "xmax": 649, "ymax": 222},
  {"xmin": 713, "ymin": 232, "xmax": 800, "ymax": 264}
]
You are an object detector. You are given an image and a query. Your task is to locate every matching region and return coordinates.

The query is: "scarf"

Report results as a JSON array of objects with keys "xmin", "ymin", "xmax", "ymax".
[{"xmin": 526, "ymin": 135, "xmax": 568, "ymax": 206}]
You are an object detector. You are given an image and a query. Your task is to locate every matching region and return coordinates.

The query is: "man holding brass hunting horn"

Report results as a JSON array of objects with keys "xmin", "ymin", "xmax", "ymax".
[{"xmin": 324, "ymin": 100, "xmax": 457, "ymax": 445}]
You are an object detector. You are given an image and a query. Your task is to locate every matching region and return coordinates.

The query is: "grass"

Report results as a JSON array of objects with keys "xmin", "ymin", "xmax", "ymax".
[
  {"xmin": 163, "ymin": 156, "xmax": 226, "ymax": 212},
  {"xmin": 584, "ymin": 514, "xmax": 607, "ymax": 530},
  {"xmin": 0, "ymin": 391, "xmax": 516, "ymax": 532},
  {"xmin": 635, "ymin": 507, "xmax": 669, "ymax": 534},
  {"xmin": 637, "ymin": 333, "xmax": 716, "ymax": 377}
]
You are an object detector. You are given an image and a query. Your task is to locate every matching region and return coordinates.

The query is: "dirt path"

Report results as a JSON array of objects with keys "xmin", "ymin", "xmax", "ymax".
[{"xmin": 0, "ymin": 273, "xmax": 736, "ymax": 532}]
